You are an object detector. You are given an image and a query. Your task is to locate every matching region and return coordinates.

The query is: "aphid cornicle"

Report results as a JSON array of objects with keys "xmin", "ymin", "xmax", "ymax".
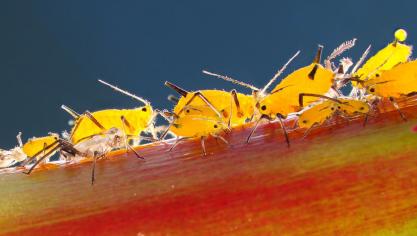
[{"xmin": 163, "ymin": 113, "xmax": 230, "ymax": 156}]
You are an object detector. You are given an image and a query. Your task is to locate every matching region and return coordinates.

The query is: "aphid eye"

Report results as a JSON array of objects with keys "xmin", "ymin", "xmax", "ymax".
[
  {"xmin": 375, "ymin": 73, "xmax": 380, "ymax": 77},
  {"xmin": 261, "ymin": 105, "xmax": 267, "ymax": 111},
  {"xmin": 331, "ymin": 107, "xmax": 335, "ymax": 111},
  {"xmin": 359, "ymin": 107, "xmax": 364, "ymax": 110},
  {"xmin": 369, "ymin": 88, "xmax": 375, "ymax": 93},
  {"xmin": 214, "ymin": 124, "xmax": 218, "ymax": 128},
  {"xmin": 302, "ymin": 120, "xmax": 307, "ymax": 124},
  {"xmin": 142, "ymin": 107, "xmax": 147, "ymax": 112},
  {"xmin": 337, "ymin": 106, "xmax": 341, "ymax": 109},
  {"xmin": 186, "ymin": 109, "xmax": 190, "ymax": 113}
]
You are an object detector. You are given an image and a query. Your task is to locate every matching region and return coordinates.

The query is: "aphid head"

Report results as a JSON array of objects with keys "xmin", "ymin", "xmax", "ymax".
[{"xmin": 256, "ymin": 99, "xmax": 273, "ymax": 117}]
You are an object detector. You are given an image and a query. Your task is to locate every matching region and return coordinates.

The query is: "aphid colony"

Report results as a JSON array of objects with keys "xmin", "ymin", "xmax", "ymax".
[{"xmin": 1, "ymin": 29, "xmax": 415, "ymax": 184}]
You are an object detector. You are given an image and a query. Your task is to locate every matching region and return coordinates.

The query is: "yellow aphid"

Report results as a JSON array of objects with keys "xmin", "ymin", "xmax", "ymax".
[
  {"xmin": 258, "ymin": 61, "xmax": 334, "ymax": 117},
  {"xmin": 204, "ymin": 46, "xmax": 338, "ymax": 146},
  {"xmin": 298, "ymin": 96, "xmax": 370, "ymax": 132},
  {"xmin": 165, "ymin": 82, "xmax": 255, "ymax": 126},
  {"xmin": 69, "ymin": 107, "xmax": 153, "ymax": 144},
  {"xmin": 65, "ymin": 80, "xmax": 157, "ymax": 145},
  {"xmin": 22, "ymin": 134, "xmax": 60, "ymax": 159},
  {"xmin": 298, "ymin": 100, "xmax": 338, "ymax": 129},
  {"xmin": 354, "ymin": 29, "xmax": 412, "ymax": 83},
  {"xmin": 21, "ymin": 133, "xmax": 80, "ymax": 174},
  {"xmin": 365, "ymin": 59, "xmax": 417, "ymax": 98},
  {"xmin": 168, "ymin": 114, "xmax": 230, "ymax": 156}
]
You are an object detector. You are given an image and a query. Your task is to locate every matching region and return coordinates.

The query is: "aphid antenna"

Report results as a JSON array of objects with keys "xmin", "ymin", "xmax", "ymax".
[
  {"xmin": 61, "ymin": 105, "xmax": 80, "ymax": 119},
  {"xmin": 325, "ymin": 38, "xmax": 357, "ymax": 68},
  {"xmin": 98, "ymin": 79, "xmax": 150, "ymax": 106},
  {"xmin": 202, "ymin": 70, "xmax": 260, "ymax": 91},
  {"xmin": 351, "ymin": 45, "xmax": 371, "ymax": 74},
  {"xmin": 260, "ymin": 50, "xmax": 300, "ymax": 96}
]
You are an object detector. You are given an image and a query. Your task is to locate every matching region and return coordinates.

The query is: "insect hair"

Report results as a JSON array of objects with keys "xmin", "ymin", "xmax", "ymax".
[
  {"xmin": 98, "ymin": 79, "xmax": 150, "ymax": 106},
  {"xmin": 325, "ymin": 38, "xmax": 357, "ymax": 69},
  {"xmin": 202, "ymin": 70, "xmax": 260, "ymax": 91},
  {"xmin": 261, "ymin": 50, "xmax": 300, "ymax": 95},
  {"xmin": 351, "ymin": 45, "xmax": 371, "ymax": 74}
]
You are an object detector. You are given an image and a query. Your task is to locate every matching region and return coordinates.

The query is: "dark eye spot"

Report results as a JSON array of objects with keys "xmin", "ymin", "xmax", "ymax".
[
  {"xmin": 261, "ymin": 105, "xmax": 267, "ymax": 111},
  {"xmin": 186, "ymin": 109, "xmax": 190, "ymax": 113},
  {"xmin": 376, "ymin": 73, "xmax": 380, "ymax": 77},
  {"xmin": 142, "ymin": 107, "xmax": 147, "ymax": 112},
  {"xmin": 359, "ymin": 107, "xmax": 364, "ymax": 110},
  {"xmin": 370, "ymin": 88, "xmax": 375, "ymax": 93},
  {"xmin": 302, "ymin": 120, "xmax": 307, "ymax": 124},
  {"xmin": 337, "ymin": 106, "xmax": 341, "ymax": 109},
  {"xmin": 331, "ymin": 107, "xmax": 335, "ymax": 111},
  {"xmin": 214, "ymin": 124, "xmax": 218, "ymax": 128}
]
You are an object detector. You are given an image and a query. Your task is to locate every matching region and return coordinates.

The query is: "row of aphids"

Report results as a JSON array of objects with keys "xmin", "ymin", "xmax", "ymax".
[{"xmin": 0, "ymin": 29, "xmax": 414, "ymax": 184}]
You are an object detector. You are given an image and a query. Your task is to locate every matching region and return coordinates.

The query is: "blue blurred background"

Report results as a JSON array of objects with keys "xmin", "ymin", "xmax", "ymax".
[{"xmin": 0, "ymin": 0, "xmax": 415, "ymax": 147}]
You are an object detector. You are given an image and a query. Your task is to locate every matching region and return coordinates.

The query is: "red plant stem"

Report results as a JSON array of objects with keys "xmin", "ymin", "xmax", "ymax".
[{"xmin": 1, "ymin": 97, "xmax": 417, "ymax": 235}]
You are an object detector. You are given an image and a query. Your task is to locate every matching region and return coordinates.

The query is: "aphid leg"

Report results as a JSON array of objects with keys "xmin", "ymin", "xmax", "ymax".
[
  {"xmin": 121, "ymin": 116, "xmax": 144, "ymax": 160},
  {"xmin": 277, "ymin": 114, "xmax": 290, "ymax": 148},
  {"xmin": 16, "ymin": 132, "xmax": 23, "ymax": 147},
  {"xmin": 363, "ymin": 113, "xmax": 369, "ymax": 127},
  {"xmin": 177, "ymin": 91, "xmax": 223, "ymax": 119},
  {"xmin": 24, "ymin": 142, "xmax": 61, "ymax": 175},
  {"xmin": 160, "ymin": 122, "xmax": 174, "ymax": 141},
  {"xmin": 298, "ymin": 93, "xmax": 341, "ymax": 108},
  {"xmin": 169, "ymin": 137, "xmax": 190, "ymax": 152},
  {"xmin": 91, "ymin": 151, "xmax": 98, "ymax": 185},
  {"xmin": 229, "ymin": 89, "xmax": 243, "ymax": 128},
  {"xmin": 247, "ymin": 114, "xmax": 270, "ymax": 143},
  {"xmin": 389, "ymin": 97, "xmax": 407, "ymax": 121},
  {"xmin": 211, "ymin": 133, "xmax": 228, "ymax": 145},
  {"xmin": 201, "ymin": 136, "xmax": 207, "ymax": 156},
  {"xmin": 302, "ymin": 123, "xmax": 318, "ymax": 140}
]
